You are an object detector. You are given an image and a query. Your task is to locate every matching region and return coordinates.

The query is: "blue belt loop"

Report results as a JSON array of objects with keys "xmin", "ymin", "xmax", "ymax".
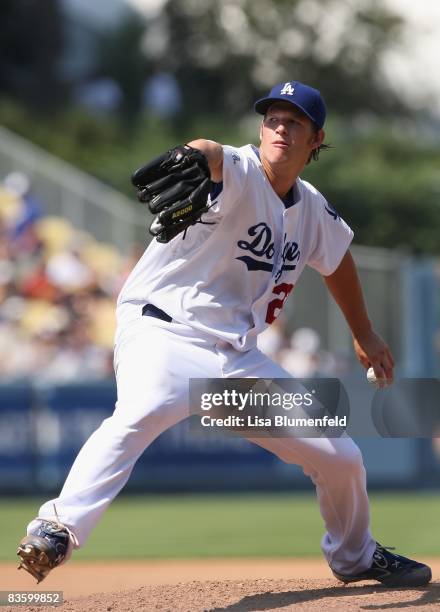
[{"xmin": 141, "ymin": 303, "xmax": 173, "ymax": 323}]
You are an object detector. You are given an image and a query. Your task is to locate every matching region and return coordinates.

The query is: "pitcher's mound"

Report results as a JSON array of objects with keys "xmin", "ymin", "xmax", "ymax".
[{"xmin": 18, "ymin": 578, "xmax": 437, "ymax": 611}]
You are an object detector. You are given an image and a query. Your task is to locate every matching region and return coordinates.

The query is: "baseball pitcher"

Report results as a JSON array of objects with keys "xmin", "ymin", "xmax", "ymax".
[{"xmin": 17, "ymin": 81, "xmax": 431, "ymax": 588}]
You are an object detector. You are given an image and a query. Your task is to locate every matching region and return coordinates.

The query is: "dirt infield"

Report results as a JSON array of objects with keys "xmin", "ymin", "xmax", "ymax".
[{"xmin": 2, "ymin": 559, "xmax": 439, "ymax": 611}]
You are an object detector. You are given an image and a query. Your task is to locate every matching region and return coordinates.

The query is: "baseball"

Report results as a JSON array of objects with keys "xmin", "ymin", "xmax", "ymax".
[{"xmin": 366, "ymin": 367, "xmax": 388, "ymax": 388}]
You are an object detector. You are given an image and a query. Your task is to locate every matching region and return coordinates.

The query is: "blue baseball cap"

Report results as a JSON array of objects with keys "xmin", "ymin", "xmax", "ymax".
[{"xmin": 254, "ymin": 81, "xmax": 326, "ymax": 129}]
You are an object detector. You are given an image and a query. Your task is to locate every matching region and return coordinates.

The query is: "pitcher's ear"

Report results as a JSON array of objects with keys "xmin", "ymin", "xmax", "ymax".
[{"xmin": 312, "ymin": 128, "xmax": 325, "ymax": 149}]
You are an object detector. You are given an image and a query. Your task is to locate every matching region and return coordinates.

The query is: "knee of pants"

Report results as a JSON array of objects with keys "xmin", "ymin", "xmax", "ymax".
[
  {"xmin": 332, "ymin": 444, "xmax": 364, "ymax": 472},
  {"xmin": 314, "ymin": 443, "xmax": 365, "ymax": 482},
  {"xmin": 112, "ymin": 396, "xmax": 184, "ymax": 431},
  {"xmin": 276, "ymin": 439, "xmax": 365, "ymax": 480}
]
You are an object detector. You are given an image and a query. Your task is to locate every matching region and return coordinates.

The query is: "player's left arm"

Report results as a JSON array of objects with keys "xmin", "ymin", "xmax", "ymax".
[
  {"xmin": 186, "ymin": 139, "xmax": 223, "ymax": 183},
  {"xmin": 323, "ymin": 249, "xmax": 394, "ymax": 382}
]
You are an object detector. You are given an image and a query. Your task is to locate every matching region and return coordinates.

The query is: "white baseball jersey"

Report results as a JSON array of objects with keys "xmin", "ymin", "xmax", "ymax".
[{"xmin": 117, "ymin": 144, "xmax": 353, "ymax": 350}]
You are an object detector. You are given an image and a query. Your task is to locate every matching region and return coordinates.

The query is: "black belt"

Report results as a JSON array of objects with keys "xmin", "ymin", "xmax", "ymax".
[{"xmin": 142, "ymin": 303, "xmax": 172, "ymax": 323}]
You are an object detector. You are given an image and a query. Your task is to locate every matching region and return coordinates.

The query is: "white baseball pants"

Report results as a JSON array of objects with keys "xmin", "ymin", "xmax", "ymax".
[{"xmin": 34, "ymin": 313, "xmax": 376, "ymax": 575}]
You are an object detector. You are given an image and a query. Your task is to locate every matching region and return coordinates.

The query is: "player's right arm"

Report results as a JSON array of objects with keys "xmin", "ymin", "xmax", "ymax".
[{"xmin": 187, "ymin": 139, "xmax": 223, "ymax": 183}]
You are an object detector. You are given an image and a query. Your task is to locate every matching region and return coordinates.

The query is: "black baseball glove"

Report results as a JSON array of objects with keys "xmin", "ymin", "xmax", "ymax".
[{"xmin": 132, "ymin": 144, "xmax": 211, "ymax": 243}]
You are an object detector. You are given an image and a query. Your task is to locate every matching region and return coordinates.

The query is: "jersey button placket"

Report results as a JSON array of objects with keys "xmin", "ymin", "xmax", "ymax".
[{"xmin": 273, "ymin": 214, "xmax": 288, "ymax": 281}]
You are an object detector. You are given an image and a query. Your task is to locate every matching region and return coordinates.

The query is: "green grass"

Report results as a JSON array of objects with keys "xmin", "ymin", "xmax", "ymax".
[{"xmin": 1, "ymin": 493, "xmax": 438, "ymax": 562}]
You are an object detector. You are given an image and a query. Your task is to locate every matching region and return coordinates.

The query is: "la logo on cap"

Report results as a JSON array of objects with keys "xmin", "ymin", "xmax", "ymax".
[{"xmin": 280, "ymin": 82, "xmax": 295, "ymax": 96}]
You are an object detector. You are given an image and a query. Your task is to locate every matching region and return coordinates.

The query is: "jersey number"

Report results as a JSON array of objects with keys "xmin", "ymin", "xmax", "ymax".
[{"xmin": 265, "ymin": 283, "xmax": 294, "ymax": 324}]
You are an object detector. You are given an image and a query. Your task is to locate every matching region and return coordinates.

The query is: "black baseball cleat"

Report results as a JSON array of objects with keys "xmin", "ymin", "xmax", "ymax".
[
  {"xmin": 17, "ymin": 519, "xmax": 70, "ymax": 583},
  {"xmin": 332, "ymin": 543, "xmax": 432, "ymax": 588}
]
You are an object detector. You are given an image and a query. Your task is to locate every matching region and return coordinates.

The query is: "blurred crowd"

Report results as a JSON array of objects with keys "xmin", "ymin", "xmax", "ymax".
[
  {"xmin": 0, "ymin": 171, "xmax": 140, "ymax": 383},
  {"xmin": 0, "ymin": 171, "xmax": 347, "ymax": 384},
  {"xmin": 257, "ymin": 318, "xmax": 348, "ymax": 378}
]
